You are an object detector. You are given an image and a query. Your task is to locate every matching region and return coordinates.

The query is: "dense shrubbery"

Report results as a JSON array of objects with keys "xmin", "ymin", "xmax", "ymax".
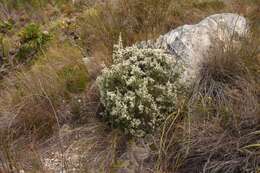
[
  {"xmin": 16, "ymin": 23, "xmax": 51, "ymax": 61},
  {"xmin": 98, "ymin": 39, "xmax": 185, "ymax": 137}
]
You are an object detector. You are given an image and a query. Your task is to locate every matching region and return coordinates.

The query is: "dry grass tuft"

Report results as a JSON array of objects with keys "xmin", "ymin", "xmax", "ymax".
[
  {"xmin": 0, "ymin": 40, "xmax": 87, "ymax": 109},
  {"xmin": 79, "ymin": 0, "xmax": 229, "ymax": 65},
  {"xmin": 190, "ymin": 36, "xmax": 259, "ymax": 119},
  {"xmin": 152, "ymin": 28, "xmax": 260, "ymax": 173},
  {"xmin": 177, "ymin": 32, "xmax": 260, "ymax": 173},
  {"xmin": 178, "ymin": 115, "xmax": 260, "ymax": 173},
  {"xmin": 0, "ymin": 41, "xmax": 88, "ymax": 170}
]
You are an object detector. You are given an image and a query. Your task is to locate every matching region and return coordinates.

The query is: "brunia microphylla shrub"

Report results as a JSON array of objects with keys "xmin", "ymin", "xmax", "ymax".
[{"xmin": 97, "ymin": 38, "xmax": 184, "ymax": 137}]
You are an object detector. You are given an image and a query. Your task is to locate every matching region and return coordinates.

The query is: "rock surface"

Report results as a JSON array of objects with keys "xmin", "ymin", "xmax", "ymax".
[{"xmin": 136, "ymin": 13, "xmax": 248, "ymax": 84}]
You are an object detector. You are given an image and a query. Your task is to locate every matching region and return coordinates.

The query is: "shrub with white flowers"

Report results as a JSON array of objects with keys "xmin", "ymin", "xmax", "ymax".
[{"xmin": 97, "ymin": 38, "xmax": 184, "ymax": 137}]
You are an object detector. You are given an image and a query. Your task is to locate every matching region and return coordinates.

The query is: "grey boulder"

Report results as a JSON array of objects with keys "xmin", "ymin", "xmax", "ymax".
[{"xmin": 136, "ymin": 13, "xmax": 248, "ymax": 84}]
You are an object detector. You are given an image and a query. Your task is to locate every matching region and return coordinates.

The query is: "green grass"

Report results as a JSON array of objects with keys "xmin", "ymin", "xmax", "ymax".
[{"xmin": 59, "ymin": 64, "xmax": 89, "ymax": 94}]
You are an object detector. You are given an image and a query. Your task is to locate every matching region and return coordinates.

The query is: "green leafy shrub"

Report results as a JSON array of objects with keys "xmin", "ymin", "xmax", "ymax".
[
  {"xmin": 16, "ymin": 23, "xmax": 51, "ymax": 61},
  {"xmin": 59, "ymin": 64, "xmax": 89, "ymax": 93},
  {"xmin": 97, "ymin": 40, "xmax": 185, "ymax": 137},
  {"xmin": 0, "ymin": 19, "xmax": 14, "ymax": 34}
]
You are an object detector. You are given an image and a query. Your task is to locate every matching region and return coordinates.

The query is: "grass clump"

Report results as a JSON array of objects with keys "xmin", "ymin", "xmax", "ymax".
[
  {"xmin": 16, "ymin": 23, "xmax": 51, "ymax": 62},
  {"xmin": 97, "ymin": 39, "xmax": 185, "ymax": 137},
  {"xmin": 0, "ymin": 35, "xmax": 10, "ymax": 59},
  {"xmin": 1, "ymin": 0, "xmax": 71, "ymax": 10},
  {"xmin": 178, "ymin": 35, "xmax": 260, "ymax": 173},
  {"xmin": 59, "ymin": 64, "xmax": 89, "ymax": 94},
  {"xmin": 79, "ymin": 0, "xmax": 184, "ymax": 56},
  {"xmin": 153, "ymin": 35, "xmax": 260, "ymax": 173},
  {"xmin": 0, "ymin": 41, "xmax": 87, "ymax": 139},
  {"xmin": 193, "ymin": 0, "xmax": 225, "ymax": 10},
  {"xmin": 190, "ymin": 39, "xmax": 258, "ymax": 120},
  {"xmin": 79, "ymin": 0, "xmax": 229, "ymax": 66},
  {"xmin": 0, "ymin": 40, "xmax": 89, "ymax": 172}
]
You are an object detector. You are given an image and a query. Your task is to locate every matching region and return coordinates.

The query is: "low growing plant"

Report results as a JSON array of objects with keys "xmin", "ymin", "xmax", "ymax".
[
  {"xmin": 97, "ymin": 39, "xmax": 185, "ymax": 137},
  {"xmin": 16, "ymin": 23, "xmax": 51, "ymax": 62},
  {"xmin": 0, "ymin": 19, "xmax": 14, "ymax": 34}
]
